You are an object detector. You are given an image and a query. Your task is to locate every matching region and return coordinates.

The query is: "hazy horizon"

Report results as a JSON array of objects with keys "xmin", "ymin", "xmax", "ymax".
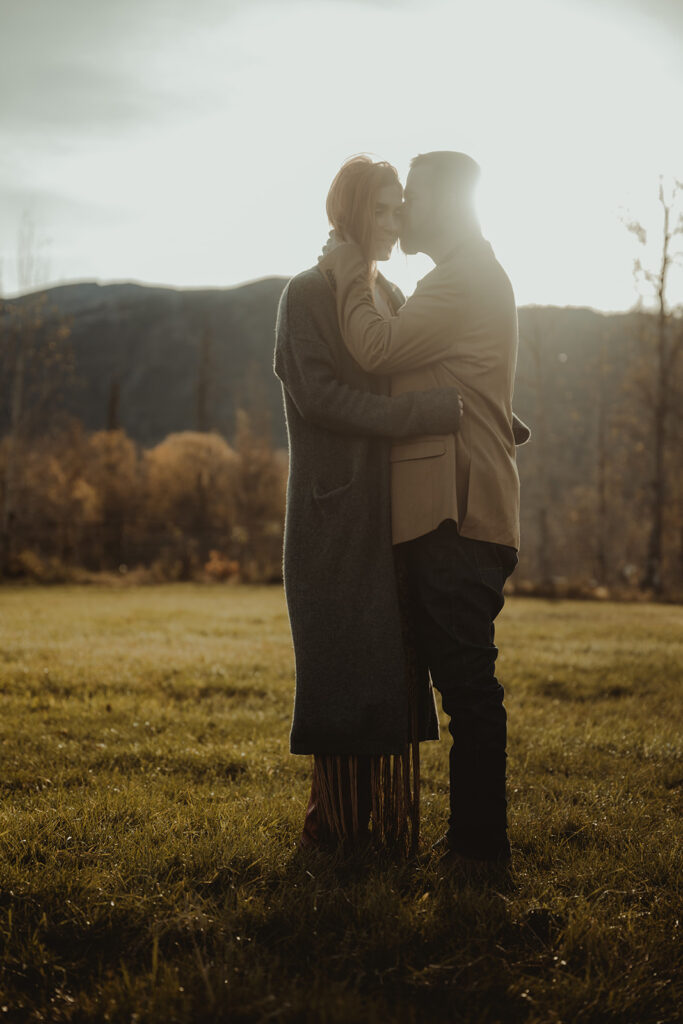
[
  {"xmin": 6, "ymin": 269, "xmax": 665, "ymax": 317},
  {"xmin": 2, "ymin": 0, "xmax": 682, "ymax": 312}
]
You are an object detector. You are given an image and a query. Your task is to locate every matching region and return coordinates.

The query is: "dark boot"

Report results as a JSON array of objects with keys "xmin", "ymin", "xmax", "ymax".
[{"xmin": 447, "ymin": 709, "xmax": 510, "ymax": 861}]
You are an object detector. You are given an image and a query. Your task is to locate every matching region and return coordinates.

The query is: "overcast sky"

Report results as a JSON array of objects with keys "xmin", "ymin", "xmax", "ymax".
[{"xmin": 1, "ymin": 0, "xmax": 682, "ymax": 309}]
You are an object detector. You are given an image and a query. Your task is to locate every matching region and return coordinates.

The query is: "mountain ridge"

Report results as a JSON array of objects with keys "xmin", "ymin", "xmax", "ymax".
[{"xmin": 2, "ymin": 277, "xmax": 644, "ymax": 452}]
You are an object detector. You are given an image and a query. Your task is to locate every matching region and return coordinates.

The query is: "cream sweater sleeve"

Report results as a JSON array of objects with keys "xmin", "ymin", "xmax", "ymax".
[{"xmin": 319, "ymin": 243, "xmax": 461, "ymax": 375}]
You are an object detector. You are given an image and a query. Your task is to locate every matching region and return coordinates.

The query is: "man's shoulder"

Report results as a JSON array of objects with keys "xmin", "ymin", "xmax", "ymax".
[
  {"xmin": 412, "ymin": 262, "xmax": 445, "ymax": 291},
  {"xmin": 443, "ymin": 240, "xmax": 513, "ymax": 294}
]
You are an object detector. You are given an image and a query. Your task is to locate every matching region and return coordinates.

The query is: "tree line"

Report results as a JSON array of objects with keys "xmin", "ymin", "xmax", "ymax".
[
  {"xmin": 0, "ymin": 415, "xmax": 286, "ymax": 584},
  {"xmin": 1, "ymin": 181, "xmax": 682, "ymax": 596}
]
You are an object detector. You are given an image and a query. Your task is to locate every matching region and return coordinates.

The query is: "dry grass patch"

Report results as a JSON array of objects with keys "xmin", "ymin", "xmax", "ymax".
[{"xmin": 0, "ymin": 586, "xmax": 681, "ymax": 1023}]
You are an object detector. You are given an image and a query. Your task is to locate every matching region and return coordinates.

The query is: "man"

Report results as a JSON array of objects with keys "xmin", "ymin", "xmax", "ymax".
[{"xmin": 319, "ymin": 151, "xmax": 524, "ymax": 863}]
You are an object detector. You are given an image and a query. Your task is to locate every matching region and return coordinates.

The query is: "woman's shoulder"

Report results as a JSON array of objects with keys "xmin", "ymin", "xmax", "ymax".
[
  {"xmin": 276, "ymin": 266, "xmax": 336, "ymax": 345},
  {"xmin": 284, "ymin": 265, "xmax": 331, "ymax": 305},
  {"xmin": 278, "ymin": 266, "xmax": 336, "ymax": 335}
]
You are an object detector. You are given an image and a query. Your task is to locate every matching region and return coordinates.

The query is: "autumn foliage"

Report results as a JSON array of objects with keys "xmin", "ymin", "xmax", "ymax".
[{"xmin": 0, "ymin": 417, "xmax": 287, "ymax": 584}]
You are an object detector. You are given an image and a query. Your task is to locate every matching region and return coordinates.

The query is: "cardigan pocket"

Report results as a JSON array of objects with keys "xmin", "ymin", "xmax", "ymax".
[{"xmin": 312, "ymin": 478, "xmax": 354, "ymax": 505}]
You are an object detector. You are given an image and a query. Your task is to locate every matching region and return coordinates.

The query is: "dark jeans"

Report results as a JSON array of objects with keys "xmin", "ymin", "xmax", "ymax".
[{"xmin": 397, "ymin": 519, "xmax": 518, "ymax": 858}]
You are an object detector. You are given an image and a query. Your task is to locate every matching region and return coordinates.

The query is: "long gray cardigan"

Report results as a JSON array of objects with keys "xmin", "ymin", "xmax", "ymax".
[{"xmin": 273, "ymin": 266, "xmax": 463, "ymax": 756}]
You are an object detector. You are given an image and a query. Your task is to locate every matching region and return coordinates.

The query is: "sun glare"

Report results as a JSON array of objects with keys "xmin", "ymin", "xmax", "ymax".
[{"xmin": 1, "ymin": 0, "xmax": 681, "ymax": 309}]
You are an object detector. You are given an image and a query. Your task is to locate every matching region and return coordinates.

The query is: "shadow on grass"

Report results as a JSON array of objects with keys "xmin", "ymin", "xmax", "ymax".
[{"xmin": 3, "ymin": 835, "xmax": 677, "ymax": 1024}]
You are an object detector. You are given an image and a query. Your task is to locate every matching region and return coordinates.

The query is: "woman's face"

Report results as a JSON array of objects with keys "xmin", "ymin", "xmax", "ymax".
[{"xmin": 369, "ymin": 183, "xmax": 403, "ymax": 261}]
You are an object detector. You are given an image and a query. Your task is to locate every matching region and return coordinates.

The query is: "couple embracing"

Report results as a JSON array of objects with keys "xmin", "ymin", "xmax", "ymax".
[{"xmin": 274, "ymin": 151, "xmax": 529, "ymax": 865}]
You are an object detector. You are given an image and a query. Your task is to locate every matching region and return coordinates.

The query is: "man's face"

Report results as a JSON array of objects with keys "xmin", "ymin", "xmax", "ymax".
[{"xmin": 399, "ymin": 165, "xmax": 435, "ymax": 255}]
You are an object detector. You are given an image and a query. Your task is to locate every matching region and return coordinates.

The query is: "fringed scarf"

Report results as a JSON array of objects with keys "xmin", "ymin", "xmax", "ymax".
[{"xmin": 311, "ymin": 742, "xmax": 420, "ymax": 853}]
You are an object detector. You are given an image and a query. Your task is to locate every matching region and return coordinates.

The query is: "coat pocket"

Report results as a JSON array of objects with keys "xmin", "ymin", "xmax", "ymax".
[
  {"xmin": 390, "ymin": 440, "xmax": 447, "ymax": 463},
  {"xmin": 312, "ymin": 479, "xmax": 354, "ymax": 503}
]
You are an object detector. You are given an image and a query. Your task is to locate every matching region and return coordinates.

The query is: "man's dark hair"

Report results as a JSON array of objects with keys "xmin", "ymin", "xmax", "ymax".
[{"xmin": 410, "ymin": 151, "xmax": 480, "ymax": 204}]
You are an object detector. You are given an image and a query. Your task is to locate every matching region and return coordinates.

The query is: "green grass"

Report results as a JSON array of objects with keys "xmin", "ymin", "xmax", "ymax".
[{"xmin": 0, "ymin": 585, "xmax": 681, "ymax": 1023}]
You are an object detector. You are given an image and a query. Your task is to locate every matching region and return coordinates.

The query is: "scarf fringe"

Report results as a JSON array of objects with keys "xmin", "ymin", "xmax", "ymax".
[{"xmin": 312, "ymin": 742, "xmax": 420, "ymax": 853}]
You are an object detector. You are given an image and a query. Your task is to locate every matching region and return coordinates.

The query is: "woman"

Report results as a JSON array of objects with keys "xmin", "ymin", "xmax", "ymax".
[{"xmin": 274, "ymin": 156, "xmax": 463, "ymax": 852}]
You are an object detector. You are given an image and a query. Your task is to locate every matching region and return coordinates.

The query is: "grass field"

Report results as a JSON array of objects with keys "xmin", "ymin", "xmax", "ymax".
[{"xmin": 0, "ymin": 585, "xmax": 681, "ymax": 1024}]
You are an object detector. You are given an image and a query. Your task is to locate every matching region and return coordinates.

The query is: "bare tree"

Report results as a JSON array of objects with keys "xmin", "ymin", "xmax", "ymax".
[
  {"xmin": 594, "ymin": 326, "xmax": 611, "ymax": 585},
  {"xmin": 0, "ymin": 215, "xmax": 73, "ymax": 575},
  {"xmin": 106, "ymin": 373, "xmax": 121, "ymax": 431},
  {"xmin": 625, "ymin": 177, "xmax": 683, "ymax": 593},
  {"xmin": 518, "ymin": 313, "xmax": 554, "ymax": 588},
  {"xmin": 233, "ymin": 410, "xmax": 285, "ymax": 582},
  {"xmin": 196, "ymin": 325, "xmax": 213, "ymax": 432}
]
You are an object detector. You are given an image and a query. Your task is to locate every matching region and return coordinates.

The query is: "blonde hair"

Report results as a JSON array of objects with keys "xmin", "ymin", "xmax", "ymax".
[{"xmin": 326, "ymin": 155, "xmax": 401, "ymax": 263}]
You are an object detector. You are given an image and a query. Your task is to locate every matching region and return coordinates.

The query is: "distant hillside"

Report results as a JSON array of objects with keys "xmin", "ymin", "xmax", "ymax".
[
  {"xmin": 3, "ymin": 278, "xmax": 290, "ymax": 446},
  {"xmin": 4, "ymin": 277, "xmax": 677, "ymax": 589},
  {"xmin": 2, "ymin": 277, "xmax": 643, "ymax": 456}
]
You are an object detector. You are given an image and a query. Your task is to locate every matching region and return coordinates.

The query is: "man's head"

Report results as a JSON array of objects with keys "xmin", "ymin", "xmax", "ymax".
[{"xmin": 399, "ymin": 151, "xmax": 481, "ymax": 257}]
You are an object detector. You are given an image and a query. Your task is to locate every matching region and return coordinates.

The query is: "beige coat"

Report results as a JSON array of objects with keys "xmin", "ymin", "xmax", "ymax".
[{"xmin": 320, "ymin": 237, "xmax": 521, "ymax": 549}]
